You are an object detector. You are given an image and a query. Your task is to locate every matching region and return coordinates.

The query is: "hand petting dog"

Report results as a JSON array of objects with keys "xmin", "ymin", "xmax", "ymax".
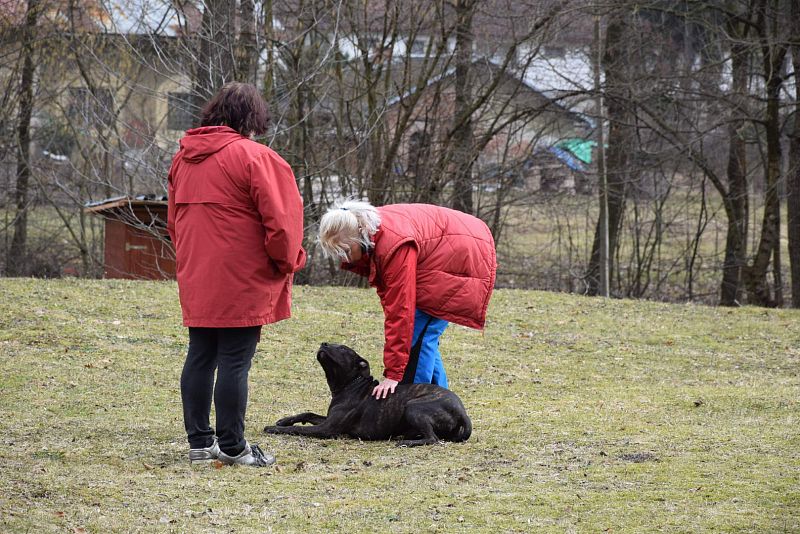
[{"xmin": 372, "ymin": 378, "xmax": 398, "ymax": 399}]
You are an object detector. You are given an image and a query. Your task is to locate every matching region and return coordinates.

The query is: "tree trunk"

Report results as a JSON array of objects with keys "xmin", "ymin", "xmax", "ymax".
[
  {"xmin": 587, "ymin": 11, "xmax": 631, "ymax": 296},
  {"xmin": 262, "ymin": 0, "xmax": 275, "ymax": 102},
  {"xmin": 364, "ymin": 38, "xmax": 387, "ymax": 205},
  {"xmin": 235, "ymin": 0, "xmax": 257, "ymax": 84},
  {"xmin": 744, "ymin": 35, "xmax": 787, "ymax": 307},
  {"xmin": 284, "ymin": 9, "xmax": 316, "ymax": 283},
  {"xmin": 450, "ymin": 0, "xmax": 476, "ymax": 214},
  {"xmin": 192, "ymin": 0, "xmax": 236, "ymax": 120},
  {"xmin": 592, "ymin": 12, "xmax": 608, "ymax": 296},
  {"xmin": 8, "ymin": 0, "xmax": 39, "ymax": 276},
  {"xmin": 720, "ymin": 42, "xmax": 750, "ymax": 306},
  {"xmin": 787, "ymin": 3, "xmax": 800, "ymax": 307}
]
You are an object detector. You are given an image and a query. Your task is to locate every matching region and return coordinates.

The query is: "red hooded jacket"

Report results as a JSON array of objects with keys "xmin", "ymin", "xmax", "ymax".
[
  {"xmin": 343, "ymin": 204, "xmax": 496, "ymax": 381},
  {"xmin": 167, "ymin": 126, "xmax": 306, "ymax": 327}
]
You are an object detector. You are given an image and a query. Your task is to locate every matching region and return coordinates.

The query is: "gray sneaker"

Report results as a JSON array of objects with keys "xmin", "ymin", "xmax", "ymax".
[
  {"xmin": 188, "ymin": 436, "xmax": 220, "ymax": 463},
  {"xmin": 216, "ymin": 442, "xmax": 275, "ymax": 467}
]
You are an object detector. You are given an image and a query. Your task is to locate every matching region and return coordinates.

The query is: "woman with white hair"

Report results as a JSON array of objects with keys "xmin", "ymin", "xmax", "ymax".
[{"xmin": 318, "ymin": 200, "xmax": 496, "ymax": 399}]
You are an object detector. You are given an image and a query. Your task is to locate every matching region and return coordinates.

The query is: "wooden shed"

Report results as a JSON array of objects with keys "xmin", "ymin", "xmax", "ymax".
[{"xmin": 85, "ymin": 196, "xmax": 175, "ymax": 280}]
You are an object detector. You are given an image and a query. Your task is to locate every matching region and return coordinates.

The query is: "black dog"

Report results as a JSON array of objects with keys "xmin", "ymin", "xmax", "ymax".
[{"xmin": 263, "ymin": 343, "xmax": 471, "ymax": 447}]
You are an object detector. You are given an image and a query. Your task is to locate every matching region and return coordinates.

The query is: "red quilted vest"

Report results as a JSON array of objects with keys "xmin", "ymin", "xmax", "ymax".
[{"xmin": 368, "ymin": 204, "xmax": 496, "ymax": 329}]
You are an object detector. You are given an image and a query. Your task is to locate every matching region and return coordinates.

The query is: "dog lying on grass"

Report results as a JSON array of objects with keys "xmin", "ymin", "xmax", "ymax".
[{"xmin": 264, "ymin": 343, "xmax": 472, "ymax": 447}]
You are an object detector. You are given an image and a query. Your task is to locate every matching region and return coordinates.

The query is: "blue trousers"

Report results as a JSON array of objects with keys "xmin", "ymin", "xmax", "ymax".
[{"xmin": 401, "ymin": 309, "xmax": 449, "ymax": 388}]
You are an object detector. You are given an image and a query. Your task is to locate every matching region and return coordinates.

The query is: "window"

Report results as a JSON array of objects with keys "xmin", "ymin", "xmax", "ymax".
[
  {"xmin": 356, "ymin": 35, "xmax": 386, "ymax": 54},
  {"xmin": 543, "ymin": 46, "xmax": 566, "ymax": 58},
  {"xmin": 409, "ymin": 38, "xmax": 427, "ymax": 57},
  {"xmin": 167, "ymin": 92, "xmax": 195, "ymax": 131},
  {"xmin": 69, "ymin": 87, "xmax": 113, "ymax": 127}
]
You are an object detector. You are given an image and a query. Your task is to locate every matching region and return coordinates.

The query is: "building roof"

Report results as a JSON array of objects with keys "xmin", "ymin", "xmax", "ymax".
[
  {"xmin": 384, "ymin": 56, "xmax": 594, "ymax": 129},
  {"xmin": 0, "ymin": 0, "xmax": 201, "ymax": 36},
  {"xmin": 93, "ymin": 0, "xmax": 197, "ymax": 36},
  {"xmin": 518, "ymin": 49, "xmax": 595, "ymax": 100}
]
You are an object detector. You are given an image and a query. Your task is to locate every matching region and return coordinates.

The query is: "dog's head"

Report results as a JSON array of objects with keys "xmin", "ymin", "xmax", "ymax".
[{"xmin": 316, "ymin": 343, "xmax": 372, "ymax": 391}]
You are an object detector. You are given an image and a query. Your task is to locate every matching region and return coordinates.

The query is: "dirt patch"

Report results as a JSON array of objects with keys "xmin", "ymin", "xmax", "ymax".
[{"xmin": 618, "ymin": 452, "xmax": 659, "ymax": 463}]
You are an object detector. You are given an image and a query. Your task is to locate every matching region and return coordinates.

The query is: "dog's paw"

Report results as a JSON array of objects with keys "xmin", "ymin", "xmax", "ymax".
[{"xmin": 275, "ymin": 417, "xmax": 295, "ymax": 427}]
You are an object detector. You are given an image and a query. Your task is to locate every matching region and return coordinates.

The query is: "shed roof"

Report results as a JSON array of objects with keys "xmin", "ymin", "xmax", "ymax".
[{"xmin": 84, "ymin": 195, "xmax": 167, "ymax": 215}]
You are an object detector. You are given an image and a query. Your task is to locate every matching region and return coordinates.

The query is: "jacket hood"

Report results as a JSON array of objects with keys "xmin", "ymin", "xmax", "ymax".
[{"xmin": 179, "ymin": 126, "xmax": 245, "ymax": 163}]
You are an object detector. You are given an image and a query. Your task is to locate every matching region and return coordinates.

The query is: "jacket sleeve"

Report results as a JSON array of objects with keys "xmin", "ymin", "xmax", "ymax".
[
  {"xmin": 166, "ymin": 159, "xmax": 177, "ymax": 245},
  {"xmin": 248, "ymin": 151, "xmax": 307, "ymax": 274},
  {"xmin": 375, "ymin": 244, "xmax": 418, "ymax": 382}
]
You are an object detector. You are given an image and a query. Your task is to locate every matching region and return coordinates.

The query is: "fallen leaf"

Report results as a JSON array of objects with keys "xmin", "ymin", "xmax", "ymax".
[{"xmin": 143, "ymin": 462, "xmax": 155, "ymax": 470}]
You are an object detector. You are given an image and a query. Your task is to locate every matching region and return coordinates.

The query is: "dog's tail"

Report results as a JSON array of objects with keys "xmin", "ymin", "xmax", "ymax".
[{"xmin": 453, "ymin": 414, "xmax": 472, "ymax": 442}]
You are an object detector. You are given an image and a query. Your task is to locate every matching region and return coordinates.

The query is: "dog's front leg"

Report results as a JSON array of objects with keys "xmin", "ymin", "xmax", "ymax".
[{"xmin": 274, "ymin": 412, "xmax": 327, "ymax": 427}]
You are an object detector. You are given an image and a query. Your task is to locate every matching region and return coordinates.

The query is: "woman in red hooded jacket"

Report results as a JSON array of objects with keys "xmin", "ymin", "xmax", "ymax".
[
  {"xmin": 318, "ymin": 200, "xmax": 496, "ymax": 399},
  {"xmin": 167, "ymin": 83, "xmax": 305, "ymax": 467}
]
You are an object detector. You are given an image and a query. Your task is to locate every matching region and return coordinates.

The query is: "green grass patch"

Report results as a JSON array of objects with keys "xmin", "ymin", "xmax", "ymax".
[{"xmin": 0, "ymin": 279, "xmax": 798, "ymax": 532}]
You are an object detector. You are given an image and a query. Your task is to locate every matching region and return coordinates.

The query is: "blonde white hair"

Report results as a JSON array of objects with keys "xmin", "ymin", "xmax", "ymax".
[{"xmin": 318, "ymin": 199, "xmax": 381, "ymax": 260}]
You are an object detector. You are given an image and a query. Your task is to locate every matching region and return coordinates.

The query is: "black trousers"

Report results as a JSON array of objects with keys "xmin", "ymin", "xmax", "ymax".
[{"xmin": 180, "ymin": 326, "xmax": 261, "ymax": 455}]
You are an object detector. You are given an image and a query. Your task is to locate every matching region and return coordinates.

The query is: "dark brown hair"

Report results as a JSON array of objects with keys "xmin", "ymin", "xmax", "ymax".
[{"xmin": 199, "ymin": 82, "xmax": 270, "ymax": 136}]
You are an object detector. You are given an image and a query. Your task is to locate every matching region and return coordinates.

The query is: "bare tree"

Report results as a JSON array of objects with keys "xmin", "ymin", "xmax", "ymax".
[
  {"xmin": 742, "ymin": 0, "xmax": 789, "ymax": 307},
  {"xmin": 719, "ymin": 8, "xmax": 752, "ymax": 306},
  {"xmin": 236, "ymin": 0, "xmax": 258, "ymax": 83},
  {"xmin": 191, "ymin": 0, "xmax": 236, "ymax": 118},
  {"xmin": 7, "ymin": 0, "xmax": 40, "ymax": 276},
  {"xmin": 450, "ymin": 0, "xmax": 477, "ymax": 214},
  {"xmin": 1, "ymin": 0, "xmax": 798, "ymax": 307},
  {"xmin": 788, "ymin": 0, "xmax": 800, "ymax": 307},
  {"xmin": 586, "ymin": 7, "xmax": 633, "ymax": 296}
]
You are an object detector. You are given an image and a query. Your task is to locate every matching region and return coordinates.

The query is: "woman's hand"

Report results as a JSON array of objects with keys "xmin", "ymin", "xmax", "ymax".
[{"xmin": 372, "ymin": 378, "xmax": 399, "ymax": 399}]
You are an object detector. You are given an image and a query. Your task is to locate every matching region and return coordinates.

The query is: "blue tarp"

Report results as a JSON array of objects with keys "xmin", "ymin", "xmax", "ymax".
[{"xmin": 548, "ymin": 146, "xmax": 586, "ymax": 172}]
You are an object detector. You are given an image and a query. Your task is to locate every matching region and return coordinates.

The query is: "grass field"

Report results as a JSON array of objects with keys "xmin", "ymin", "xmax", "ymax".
[{"xmin": 0, "ymin": 279, "xmax": 798, "ymax": 533}]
